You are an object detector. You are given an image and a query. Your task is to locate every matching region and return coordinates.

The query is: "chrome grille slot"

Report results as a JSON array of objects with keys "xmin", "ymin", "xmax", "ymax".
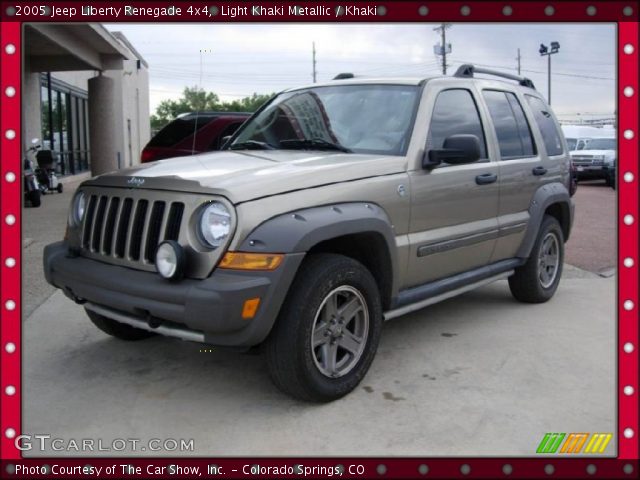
[
  {"xmin": 102, "ymin": 197, "xmax": 120, "ymax": 255},
  {"xmin": 91, "ymin": 196, "xmax": 108, "ymax": 252},
  {"xmin": 115, "ymin": 198, "xmax": 133, "ymax": 258},
  {"xmin": 165, "ymin": 202, "xmax": 184, "ymax": 241},
  {"xmin": 144, "ymin": 201, "xmax": 166, "ymax": 262},
  {"xmin": 82, "ymin": 195, "xmax": 98, "ymax": 249},
  {"xmin": 129, "ymin": 199, "xmax": 149, "ymax": 261}
]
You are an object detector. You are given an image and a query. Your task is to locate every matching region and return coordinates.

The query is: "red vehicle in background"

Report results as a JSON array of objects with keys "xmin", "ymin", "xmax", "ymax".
[{"xmin": 141, "ymin": 111, "xmax": 251, "ymax": 163}]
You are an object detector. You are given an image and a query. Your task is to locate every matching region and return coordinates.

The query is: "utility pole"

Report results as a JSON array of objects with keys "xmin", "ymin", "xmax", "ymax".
[
  {"xmin": 516, "ymin": 48, "xmax": 521, "ymax": 75},
  {"xmin": 433, "ymin": 23, "xmax": 452, "ymax": 75},
  {"xmin": 539, "ymin": 42, "xmax": 560, "ymax": 105},
  {"xmin": 312, "ymin": 41, "xmax": 317, "ymax": 83}
]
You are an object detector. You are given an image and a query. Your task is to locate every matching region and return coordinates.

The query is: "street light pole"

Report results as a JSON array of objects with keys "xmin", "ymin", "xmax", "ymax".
[
  {"xmin": 539, "ymin": 41, "xmax": 560, "ymax": 105},
  {"xmin": 547, "ymin": 53, "xmax": 551, "ymax": 104}
]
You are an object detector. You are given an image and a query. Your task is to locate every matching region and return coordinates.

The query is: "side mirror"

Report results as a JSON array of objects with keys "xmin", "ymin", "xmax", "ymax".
[
  {"xmin": 423, "ymin": 134, "xmax": 481, "ymax": 169},
  {"xmin": 31, "ymin": 138, "xmax": 39, "ymax": 145}
]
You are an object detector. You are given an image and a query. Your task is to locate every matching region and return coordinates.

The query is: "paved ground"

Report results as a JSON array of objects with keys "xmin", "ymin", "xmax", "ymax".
[
  {"xmin": 21, "ymin": 177, "xmax": 616, "ymax": 457},
  {"xmin": 24, "ymin": 277, "xmax": 615, "ymax": 457},
  {"xmin": 565, "ymin": 181, "xmax": 616, "ymax": 275},
  {"xmin": 22, "ymin": 175, "xmax": 88, "ymax": 317}
]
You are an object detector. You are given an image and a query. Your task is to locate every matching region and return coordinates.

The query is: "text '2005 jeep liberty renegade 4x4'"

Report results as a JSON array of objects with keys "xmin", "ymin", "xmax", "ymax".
[{"xmin": 44, "ymin": 65, "xmax": 574, "ymax": 402}]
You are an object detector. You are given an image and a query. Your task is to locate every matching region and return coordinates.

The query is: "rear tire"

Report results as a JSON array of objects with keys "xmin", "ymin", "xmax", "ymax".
[
  {"xmin": 86, "ymin": 309, "xmax": 156, "ymax": 341},
  {"xmin": 28, "ymin": 190, "xmax": 41, "ymax": 207},
  {"xmin": 265, "ymin": 254, "xmax": 382, "ymax": 402},
  {"xmin": 509, "ymin": 215, "xmax": 564, "ymax": 303}
]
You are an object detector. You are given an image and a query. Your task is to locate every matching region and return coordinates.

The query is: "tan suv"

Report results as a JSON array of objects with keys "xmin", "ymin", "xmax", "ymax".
[{"xmin": 44, "ymin": 65, "xmax": 574, "ymax": 402}]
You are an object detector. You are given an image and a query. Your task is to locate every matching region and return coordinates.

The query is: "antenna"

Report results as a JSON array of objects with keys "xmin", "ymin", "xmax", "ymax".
[
  {"xmin": 191, "ymin": 49, "xmax": 204, "ymax": 156},
  {"xmin": 312, "ymin": 42, "xmax": 317, "ymax": 83}
]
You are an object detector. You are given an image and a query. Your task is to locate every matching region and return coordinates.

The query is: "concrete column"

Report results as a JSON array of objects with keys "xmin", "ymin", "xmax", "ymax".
[
  {"xmin": 88, "ymin": 75, "xmax": 120, "ymax": 175},
  {"xmin": 21, "ymin": 72, "xmax": 42, "ymax": 153}
]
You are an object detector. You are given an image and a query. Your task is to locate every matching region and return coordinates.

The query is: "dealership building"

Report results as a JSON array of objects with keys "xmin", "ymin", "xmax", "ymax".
[{"xmin": 22, "ymin": 23, "xmax": 150, "ymax": 178}]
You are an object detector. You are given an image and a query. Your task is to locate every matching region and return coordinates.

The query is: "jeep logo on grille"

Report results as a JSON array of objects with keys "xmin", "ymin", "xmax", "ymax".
[{"xmin": 127, "ymin": 177, "xmax": 145, "ymax": 187}]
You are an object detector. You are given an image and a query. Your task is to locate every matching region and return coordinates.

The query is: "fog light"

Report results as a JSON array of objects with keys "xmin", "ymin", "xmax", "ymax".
[{"xmin": 155, "ymin": 240, "xmax": 185, "ymax": 280}]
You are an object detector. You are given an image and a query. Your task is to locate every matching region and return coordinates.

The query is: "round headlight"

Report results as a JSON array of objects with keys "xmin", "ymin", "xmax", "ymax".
[
  {"xmin": 155, "ymin": 241, "xmax": 185, "ymax": 280},
  {"xmin": 69, "ymin": 192, "xmax": 87, "ymax": 227},
  {"xmin": 199, "ymin": 201, "xmax": 232, "ymax": 248}
]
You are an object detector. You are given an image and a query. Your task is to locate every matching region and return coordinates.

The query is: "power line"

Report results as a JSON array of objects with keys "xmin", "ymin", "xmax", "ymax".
[{"xmin": 451, "ymin": 60, "xmax": 614, "ymax": 81}]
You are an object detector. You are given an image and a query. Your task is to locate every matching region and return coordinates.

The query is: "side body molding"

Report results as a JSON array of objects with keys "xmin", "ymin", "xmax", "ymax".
[
  {"xmin": 238, "ymin": 202, "xmax": 400, "ymax": 296},
  {"xmin": 516, "ymin": 182, "xmax": 574, "ymax": 259}
]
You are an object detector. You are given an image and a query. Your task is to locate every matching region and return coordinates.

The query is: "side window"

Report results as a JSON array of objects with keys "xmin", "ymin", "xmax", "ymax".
[
  {"xmin": 525, "ymin": 95, "xmax": 564, "ymax": 156},
  {"xmin": 427, "ymin": 89, "xmax": 487, "ymax": 160},
  {"xmin": 482, "ymin": 90, "xmax": 536, "ymax": 159}
]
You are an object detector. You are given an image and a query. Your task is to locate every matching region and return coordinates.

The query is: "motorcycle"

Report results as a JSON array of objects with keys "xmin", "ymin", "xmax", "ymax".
[
  {"xmin": 23, "ymin": 139, "xmax": 41, "ymax": 207},
  {"xmin": 35, "ymin": 149, "xmax": 63, "ymax": 195}
]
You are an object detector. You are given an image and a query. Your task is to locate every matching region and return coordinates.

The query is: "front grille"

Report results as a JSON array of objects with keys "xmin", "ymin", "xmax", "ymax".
[
  {"xmin": 82, "ymin": 193, "xmax": 185, "ymax": 266},
  {"xmin": 571, "ymin": 155, "xmax": 595, "ymax": 166}
]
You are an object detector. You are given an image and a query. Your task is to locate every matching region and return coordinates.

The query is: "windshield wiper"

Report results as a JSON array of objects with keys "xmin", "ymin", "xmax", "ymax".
[
  {"xmin": 229, "ymin": 140, "xmax": 276, "ymax": 150},
  {"xmin": 279, "ymin": 138, "xmax": 352, "ymax": 153}
]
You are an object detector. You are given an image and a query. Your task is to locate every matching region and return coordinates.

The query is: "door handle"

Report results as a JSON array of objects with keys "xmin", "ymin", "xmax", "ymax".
[
  {"xmin": 475, "ymin": 173, "xmax": 498, "ymax": 185},
  {"xmin": 532, "ymin": 166, "xmax": 548, "ymax": 176}
]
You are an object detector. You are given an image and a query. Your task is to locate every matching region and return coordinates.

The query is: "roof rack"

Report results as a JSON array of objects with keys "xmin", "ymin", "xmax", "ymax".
[{"xmin": 454, "ymin": 64, "xmax": 536, "ymax": 89}]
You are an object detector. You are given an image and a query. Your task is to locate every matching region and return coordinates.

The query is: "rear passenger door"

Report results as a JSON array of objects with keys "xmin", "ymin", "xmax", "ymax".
[{"xmin": 480, "ymin": 89, "xmax": 543, "ymax": 262}]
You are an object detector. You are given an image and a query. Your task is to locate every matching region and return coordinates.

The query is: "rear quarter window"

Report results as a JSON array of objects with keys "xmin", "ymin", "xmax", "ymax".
[
  {"xmin": 525, "ymin": 95, "xmax": 564, "ymax": 156},
  {"xmin": 482, "ymin": 90, "xmax": 536, "ymax": 159}
]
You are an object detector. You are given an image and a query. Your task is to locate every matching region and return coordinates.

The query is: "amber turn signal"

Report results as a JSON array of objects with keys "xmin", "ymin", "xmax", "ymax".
[
  {"xmin": 242, "ymin": 297, "xmax": 261, "ymax": 319},
  {"xmin": 219, "ymin": 252, "xmax": 284, "ymax": 271}
]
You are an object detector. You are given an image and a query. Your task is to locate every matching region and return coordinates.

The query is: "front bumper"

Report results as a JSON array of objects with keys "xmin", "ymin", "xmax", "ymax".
[
  {"xmin": 574, "ymin": 164, "xmax": 608, "ymax": 179},
  {"xmin": 43, "ymin": 242, "xmax": 304, "ymax": 347}
]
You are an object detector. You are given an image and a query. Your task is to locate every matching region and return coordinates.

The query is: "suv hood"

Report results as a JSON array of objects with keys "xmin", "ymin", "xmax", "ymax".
[{"xmin": 91, "ymin": 150, "xmax": 406, "ymax": 204}]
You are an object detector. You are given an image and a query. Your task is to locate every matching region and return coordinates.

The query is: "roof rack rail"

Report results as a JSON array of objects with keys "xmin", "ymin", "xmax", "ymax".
[
  {"xmin": 454, "ymin": 64, "xmax": 536, "ymax": 89},
  {"xmin": 333, "ymin": 72, "xmax": 355, "ymax": 80}
]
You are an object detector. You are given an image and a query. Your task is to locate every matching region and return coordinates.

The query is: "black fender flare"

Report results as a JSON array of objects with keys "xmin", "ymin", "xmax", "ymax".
[
  {"xmin": 238, "ymin": 202, "xmax": 399, "ymax": 297},
  {"xmin": 516, "ymin": 182, "xmax": 574, "ymax": 259}
]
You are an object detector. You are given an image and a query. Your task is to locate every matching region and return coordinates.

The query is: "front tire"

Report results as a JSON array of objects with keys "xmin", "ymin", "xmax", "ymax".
[
  {"xmin": 57, "ymin": 183, "xmax": 63, "ymax": 193},
  {"xmin": 86, "ymin": 309, "xmax": 156, "ymax": 341},
  {"xmin": 509, "ymin": 215, "xmax": 564, "ymax": 303},
  {"xmin": 265, "ymin": 254, "xmax": 382, "ymax": 402}
]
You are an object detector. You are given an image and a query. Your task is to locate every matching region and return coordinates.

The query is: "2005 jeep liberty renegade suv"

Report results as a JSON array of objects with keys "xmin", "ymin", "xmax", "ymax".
[{"xmin": 44, "ymin": 65, "xmax": 574, "ymax": 402}]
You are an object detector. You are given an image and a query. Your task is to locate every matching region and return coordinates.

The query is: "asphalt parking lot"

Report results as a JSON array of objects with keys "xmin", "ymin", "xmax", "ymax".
[{"xmin": 22, "ymin": 180, "xmax": 616, "ymax": 457}]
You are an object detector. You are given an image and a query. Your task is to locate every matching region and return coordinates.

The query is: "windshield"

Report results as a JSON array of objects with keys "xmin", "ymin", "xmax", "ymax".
[
  {"xmin": 586, "ymin": 138, "xmax": 616, "ymax": 150},
  {"xmin": 566, "ymin": 138, "xmax": 577, "ymax": 151},
  {"xmin": 229, "ymin": 84, "xmax": 420, "ymax": 156}
]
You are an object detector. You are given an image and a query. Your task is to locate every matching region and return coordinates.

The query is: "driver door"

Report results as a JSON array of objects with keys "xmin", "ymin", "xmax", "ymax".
[{"xmin": 406, "ymin": 85, "xmax": 500, "ymax": 287}]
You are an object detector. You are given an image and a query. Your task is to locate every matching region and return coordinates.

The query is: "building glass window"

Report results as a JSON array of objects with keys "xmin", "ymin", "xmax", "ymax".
[{"xmin": 40, "ymin": 74, "xmax": 90, "ymax": 176}]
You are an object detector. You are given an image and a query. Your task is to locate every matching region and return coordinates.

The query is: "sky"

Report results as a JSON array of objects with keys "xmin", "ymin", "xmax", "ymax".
[{"xmin": 106, "ymin": 23, "xmax": 616, "ymax": 121}]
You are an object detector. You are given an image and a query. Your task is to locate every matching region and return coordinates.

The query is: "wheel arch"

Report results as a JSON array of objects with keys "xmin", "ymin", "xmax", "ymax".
[
  {"xmin": 237, "ymin": 202, "xmax": 399, "ymax": 309},
  {"xmin": 516, "ymin": 182, "xmax": 574, "ymax": 259}
]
